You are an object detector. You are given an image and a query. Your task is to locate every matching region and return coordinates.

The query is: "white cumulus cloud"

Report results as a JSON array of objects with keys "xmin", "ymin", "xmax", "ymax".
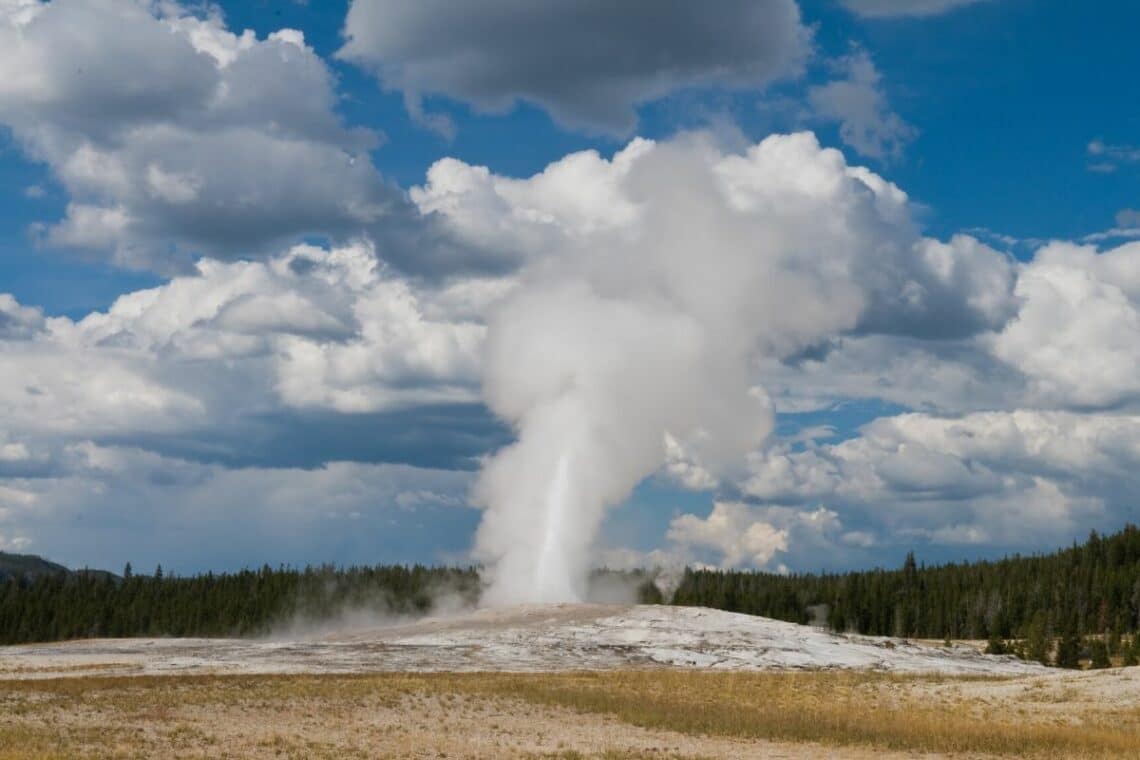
[
  {"xmin": 0, "ymin": 0, "xmax": 397, "ymax": 272},
  {"xmin": 990, "ymin": 241, "xmax": 1140, "ymax": 408},
  {"xmin": 743, "ymin": 410, "xmax": 1134, "ymax": 549}
]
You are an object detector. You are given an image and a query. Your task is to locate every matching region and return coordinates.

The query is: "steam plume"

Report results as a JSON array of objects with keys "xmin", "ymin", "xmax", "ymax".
[{"xmin": 459, "ymin": 132, "xmax": 1014, "ymax": 604}]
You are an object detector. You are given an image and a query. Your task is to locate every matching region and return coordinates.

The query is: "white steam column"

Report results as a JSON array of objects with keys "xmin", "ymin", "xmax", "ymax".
[{"xmin": 534, "ymin": 453, "xmax": 576, "ymax": 601}]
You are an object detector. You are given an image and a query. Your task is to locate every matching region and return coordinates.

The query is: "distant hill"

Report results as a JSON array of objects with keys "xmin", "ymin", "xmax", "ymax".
[
  {"xmin": 0, "ymin": 551, "xmax": 71, "ymax": 581},
  {"xmin": 0, "ymin": 552, "xmax": 116, "ymax": 583}
]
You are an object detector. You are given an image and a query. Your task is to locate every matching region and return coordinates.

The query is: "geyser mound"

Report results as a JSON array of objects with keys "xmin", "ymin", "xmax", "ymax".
[{"xmin": 1, "ymin": 603, "xmax": 1047, "ymax": 677}]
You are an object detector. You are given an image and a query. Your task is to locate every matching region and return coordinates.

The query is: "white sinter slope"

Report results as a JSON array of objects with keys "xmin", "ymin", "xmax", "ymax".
[{"xmin": 0, "ymin": 604, "xmax": 1047, "ymax": 678}]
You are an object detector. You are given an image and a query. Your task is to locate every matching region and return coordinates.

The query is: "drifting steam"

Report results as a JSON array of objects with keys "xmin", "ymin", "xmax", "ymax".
[{"xmin": 451, "ymin": 132, "xmax": 1015, "ymax": 605}]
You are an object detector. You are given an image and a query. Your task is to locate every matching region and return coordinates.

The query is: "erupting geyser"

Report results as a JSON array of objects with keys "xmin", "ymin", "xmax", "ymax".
[
  {"xmin": 467, "ymin": 132, "xmax": 1012, "ymax": 605},
  {"xmin": 468, "ymin": 140, "xmax": 788, "ymax": 605}
]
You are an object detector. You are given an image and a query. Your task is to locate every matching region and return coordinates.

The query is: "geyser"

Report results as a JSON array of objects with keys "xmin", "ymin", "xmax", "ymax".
[
  {"xmin": 471, "ymin": 274, "xmax": 769, "ymax": 606},
  {"xmin": 463, "ymin": 131, "xmax": 1015, "ymax": 605}
]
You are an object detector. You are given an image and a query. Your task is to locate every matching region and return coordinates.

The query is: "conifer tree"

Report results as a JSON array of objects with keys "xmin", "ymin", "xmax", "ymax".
[
  {"xmin": 1126, "ymin": 634, "xmax": 1140, "ymax": 667},
  {"xmin": 1088, "ymin": 637, "xmax": 1111, "ymax": 669},
  {"xmin": 1027, "ymin": 614, "xmax": 1052, "ymax": 664},
  {"xmin": 985, "ymin": 631, "xmax": 1006, "ymax": 655},
  {"xmin": 1055, "ymin": 630, "xmax": 1082, "ymax": 669}
]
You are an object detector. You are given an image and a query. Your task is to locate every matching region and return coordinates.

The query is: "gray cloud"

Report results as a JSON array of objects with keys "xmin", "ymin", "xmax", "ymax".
[
  {"xmin": 0, "ymin": 295, "xmax": 44, "ymax": 340},
  {"xmin": 757, "ymin": 334, "xmax": 1026, "ymax": 415},
  {"xmin": 841, "ymin": 0, "xmax": 991, "ymax": 18},
  {"xmin": 0, "ymin": 1, "xmax": 407, "ymax": 273},
  {"xmin": 1, "ymin": 445, "xmax": 478, "ymax": 572},
  {"xmin": 338, "ymin": 0, "xmax": 810, "ymax": 135},
  {"xmin": 806, "ymin": 49, "xmax": 917, "ymax": 161},
  {"xmin": 100, "ymin": 405, "xmax": 508, "ymax": 472},
  {"xmin": 0, "ymin": 0, "xmax": 217, "ymax": 139},
  {"xmin": 1116, "ymin": 209, "xmax": 1140, "ymax": 227}
]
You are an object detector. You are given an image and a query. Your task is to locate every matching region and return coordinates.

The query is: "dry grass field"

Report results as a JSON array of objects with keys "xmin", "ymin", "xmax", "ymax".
[{"xmin": 3, "ymin": 669, "xmax": 1140, "ymax": 759}]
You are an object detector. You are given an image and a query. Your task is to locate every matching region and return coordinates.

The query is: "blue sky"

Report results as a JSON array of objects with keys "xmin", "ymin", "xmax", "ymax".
[{"xmin": 0, "ymin": 0, "xmax": 1138, "ymax": 579}]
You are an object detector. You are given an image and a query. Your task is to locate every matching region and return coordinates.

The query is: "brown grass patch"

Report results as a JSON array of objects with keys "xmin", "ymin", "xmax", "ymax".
[
  {"xmin": 466, "ymin": 670, "xmax": 1140, "ymax": 757},
  {"xmin": 2, "ymin": 670, "xmax": 1139, "ymax": 758}
]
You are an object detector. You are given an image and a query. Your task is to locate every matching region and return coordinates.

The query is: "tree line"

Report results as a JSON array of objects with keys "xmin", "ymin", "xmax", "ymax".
[
  {"xmin": 0, "ymin": 563, "xmax": 479, "ymax": 644},
  {"xmin": 671, "ymin": 523, "xmax": 1140, "ymax": 667},
  {"xmin": 6, "ymin": 525, "xmax": 1140, "ymax": 669}
]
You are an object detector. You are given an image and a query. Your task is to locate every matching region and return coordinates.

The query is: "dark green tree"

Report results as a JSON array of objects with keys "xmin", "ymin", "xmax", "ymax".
[
  {"xmin": 1088, "ymin": 638, "xmax": 1111, "ymax": 669},
  {"xmin": 637, "ymin": 579, "xmax": 664, "ymax": 604},
  {"xmin": 985, "ymin": 631, "xmax": 1007, "ymax": 655},
  {"xmin": 1055, "ymin": 630, "xmax": 1082, "ymax": 669},
  {"xmin": 1125, "ymin": 634, "xmax": 1140, "ymax": 667}
]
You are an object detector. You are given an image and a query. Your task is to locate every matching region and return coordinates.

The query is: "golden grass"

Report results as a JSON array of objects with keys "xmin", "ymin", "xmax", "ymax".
[
  {"xmin": 2, "ymin": 670, "xmax": 1139, "ymax": 758},
  {"xmin": 469, "ymin": 670, "xmax": 1140, "ymax": 758}
]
